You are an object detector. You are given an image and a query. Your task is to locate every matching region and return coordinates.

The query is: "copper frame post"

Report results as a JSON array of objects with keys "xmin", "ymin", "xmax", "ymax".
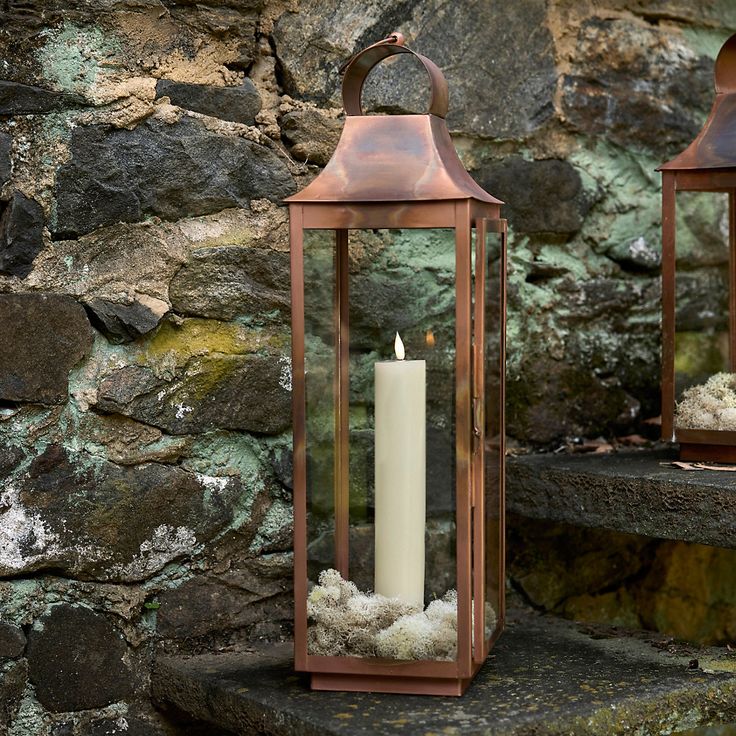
[
  {"xmin": 290, "ymin": 204, "xmax": 308, "ymax": 671},
  {"xmin": 472, "ymin": 217, "xmax": 487, "ymax": 664},
  {"xmin": 661, "ymin": 172, "xmax": 676, "ymax": 443},
  {"xmin": 730, "ymin": 191, "xmax": 736, "ymax": 371}
]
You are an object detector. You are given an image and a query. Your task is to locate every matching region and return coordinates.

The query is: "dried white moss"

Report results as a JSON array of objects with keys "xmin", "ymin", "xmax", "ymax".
[
  {"xmin": 676, "ymin": 372, "xmax": 736, "ymax": 431},
  {"xmin": 307, "ymin": 569, "xmax": 497, "ymax": 661}
]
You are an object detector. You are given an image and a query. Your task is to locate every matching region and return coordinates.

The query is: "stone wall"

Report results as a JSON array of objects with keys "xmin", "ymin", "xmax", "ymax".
[{"xmin": 0, "ymin": 0, "xmax": 735, "ymax": 732}]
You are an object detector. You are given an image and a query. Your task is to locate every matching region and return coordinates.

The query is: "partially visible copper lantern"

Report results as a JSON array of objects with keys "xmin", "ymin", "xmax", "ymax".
[
  {"xmin": 659, "ymin": 33, "xmax": 736, "ymax": 462},
  {"xmin": 287, "ymin": 34, "xmax": 506, "ymax": 695}
]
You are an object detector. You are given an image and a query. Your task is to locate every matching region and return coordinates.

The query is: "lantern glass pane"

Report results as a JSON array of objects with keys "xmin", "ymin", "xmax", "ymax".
[
  {"xmin": 303, "ymin": 229, "xmax": 337, "ymax": 572},
  {"xmin": 303, "ymin": 227, "xmax": 459, "ymax": 662},
  {"xmin": 484, "ymin": 227, "xmax": 504, "ymax": 648},
  {"xmin": 673, "ymin": 192, "xmax": 730, "ymax": 433}
]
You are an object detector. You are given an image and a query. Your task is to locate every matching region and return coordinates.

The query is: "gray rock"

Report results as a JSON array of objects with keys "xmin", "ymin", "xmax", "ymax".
[
  {"xmin": 280, "ymin": 109, "xmax": 342, "ymax": 167},
  {"xmin": 25, "ymin": 221, "xmax": 187, "ymax": 305},
  {"xmin": 155, "ymin": 78, "xmax": 261, "ymax": 124},
  {"xmin": 0, "ymin": 80, "xmax": 84, "ymax": 115},
  {"xmin": 561, "ymin": 17, "xmax": 713, "ymax": 155},
  {"xmin": 16, "ymin": 443, "xmax": 242, "ymax": 581},
  {"xmin": 0, "ymin": 293, "xmax": 93, "ymax": 404},
  {"xmin": 27, "ymin": 605, "xmax": 133, "ymax": 712},
  {"xmin": 0, "ymin": 191, "xmax": 45, "ymax": 278},
  {"xmin": 0, "ymin": 659, "xmax": 27, "ymax": 727},
  {"xmin": 0, "ymin": 133, "xmax": 11, "ymax": 186},
  {"xmin": 84, "ymin": 295, "xmax": 169, "ymax": 343},
  {"xmin": 473, "ymin": 157, "xmax": 590, "ymax": 236},
  {"xmin": 53, "ymin": 117, "xmax": 295, "ymax": 237},
  {"xmin": 96, "ymin": 354, "xmax": 291, "ymax": 436},
  {"xmin": 274, "ymin": 0, "xmax": 556, "ymax": 138},
  {"xmin": 169, "ymin": 245, "xmax": 290, "ymax": 321},
  {"xmin": 0, "ymin": 622, "xmax": 25, "ymax": 658},
  {"xmin": 157, "ymin": 562, "xmax": 292, "ymax": 641}
]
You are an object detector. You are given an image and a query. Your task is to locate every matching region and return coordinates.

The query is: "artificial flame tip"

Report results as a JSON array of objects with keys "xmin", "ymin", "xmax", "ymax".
[{"xmin": 394, "ymin": 332, "xmax": 405, "ymax": 361}]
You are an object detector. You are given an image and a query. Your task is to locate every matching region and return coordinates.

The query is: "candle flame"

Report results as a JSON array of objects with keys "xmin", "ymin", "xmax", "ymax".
[
  {"xmin": 394, "ymin": 332, "xmax": 405, "ymax": 361},
  {"xmin": 425, "ymin": 329, "xmax": 435, "ymax": 348}
]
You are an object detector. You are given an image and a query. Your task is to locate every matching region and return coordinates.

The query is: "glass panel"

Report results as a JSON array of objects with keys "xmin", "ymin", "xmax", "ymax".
[
  {"xmin": 673, "ymin": 192, "xmax": 731, "ymax": 432},
  {"xmin": 303, "ymin": 227, "xmax": 458, "ymax": 662},
  {"xmin": 303, "ymin": 231, "xmax": 336, "ymax": 585},
  {"xmin": 484, "ymin": 224, "xmax": 504, "ymax": 649}
]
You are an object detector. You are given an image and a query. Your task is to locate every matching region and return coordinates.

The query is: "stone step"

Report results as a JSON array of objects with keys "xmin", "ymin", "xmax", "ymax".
[
  {"xmin": 506, "ymin": 448, "xmax": 736, "ymax": 548},
  {"xmin": 152, "ymin": 608, "xmax": 736, "ymax": 736}
]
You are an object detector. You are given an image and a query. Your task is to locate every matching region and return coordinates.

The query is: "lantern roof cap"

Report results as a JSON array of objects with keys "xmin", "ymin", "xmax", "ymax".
[
  {"xmin": 285, "ymin": 34, "xmax": 501, "ymax": 205},
  {"xmin": 659, "ymin": 32, "xmax": 736, "ymax": 171}
]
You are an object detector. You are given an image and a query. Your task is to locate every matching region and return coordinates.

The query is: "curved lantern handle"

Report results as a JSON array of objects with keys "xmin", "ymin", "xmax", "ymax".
[{"xmin": 341, "ymin": 32, "xmax": 449, "ymax": 119}]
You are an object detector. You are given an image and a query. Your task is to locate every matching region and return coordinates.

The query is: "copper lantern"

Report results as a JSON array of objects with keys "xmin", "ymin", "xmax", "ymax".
[
  {"xmin": 287, "ymin": 34, "xmax": 506, "ymax": 696},
  {"xmin": 660, "ymin": 33, "xmax": 736, "ymax": 462}
]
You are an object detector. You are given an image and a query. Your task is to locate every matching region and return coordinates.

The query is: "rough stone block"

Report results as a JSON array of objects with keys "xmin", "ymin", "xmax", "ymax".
[
  {"xmin": 96, "ymin": 354, "xmax": 292, "ymax": 435},
  {"xmin": 27, "ymin": 605, "xmax": 133, "ymax": 712},
  {"xmin": 273, "ymin": 0, "xmax": 556, "ymax": 138},
  {"xmin": 0, "ymin": 80, "xmax": 84, "ymax": 115},
  {"xmin": 169, "ymin": 245, "xmax": 290, "ymax": 321},
  {"xmin": 0, "ymin": 190, "xmax": 45, "ymax": 278},
  {"xmin": 155, "ymin": 78, "xmax": 261, "ymax": 124},
  {"xmin": 473, "ymin": 157, "xmax": 590, "ymax": 236},
  {"xmin": 84, "ymin": 295, "xmax": 169, "ymax": 343},
  {"xmin": 0, "ymin": 293, "xmax": 93, "ymax": 404},
  {"xmin": 561, "ymin": 17, "xmax": 712, "ymax": 154},
  {"xmin": 280, "ymin": 109, "xmax": 342, "ymax": 167},
  {"xmin": 11, "ymin": 444, "xmax": 243, "ymax": 581},
  {"xmin": 0, "ymin": 622, "xmax": 26, "ymax": 659},
  {"xmin": 53, "ymin": 117, "xmax": 295, "ymax": 237}
]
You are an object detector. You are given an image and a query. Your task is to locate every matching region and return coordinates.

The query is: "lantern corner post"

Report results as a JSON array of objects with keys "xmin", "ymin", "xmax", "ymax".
[
  {"xmin": 729, "ymin": 189, "xmax": 736, "ymax": 371},
  {"xmin": 454, "ymin": 200, "xmax": 474, "ymax": 677},
  {"xmin": 661, "ymin": 171, "xmax": 677, "ymax": 443},
  {"xmin": 289, "ymin": 203, "xmax": 309, "ymax": 671}
]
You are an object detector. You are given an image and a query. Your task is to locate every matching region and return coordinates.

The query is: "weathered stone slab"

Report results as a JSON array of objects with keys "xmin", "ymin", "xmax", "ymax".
[
  {"xmin": 27, "ymin": 605, "xmax": 133, "ymax": 712},
  {"xmin": 152, "ymin": 609, "xmax": 736, "ymax": 736},
  {"xmin": 155, "ymin": 79, "xmax": 261, "ymax": 124},
  {"xmin": 53, "ymin": 117, "xmax": 295, "ymax": 237},
  {"xmin": 169, "ymin": 245, "xmax": 290, "ymax": 321},
  {"xmin": 0, "ymin": 293, "xmax": 93, "ymax": 404},
  {"xmin": 507, "ymin": 448, "xmax": 736, "ymax": 548},
  {"xmin": 0, "ymin": 190, "xmax": 45, "ymax": 278}
]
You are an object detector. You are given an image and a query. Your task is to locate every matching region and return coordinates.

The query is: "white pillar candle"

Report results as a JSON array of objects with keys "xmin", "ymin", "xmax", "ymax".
[{"xmin": 374, "ymin": 333, "xmax": 426, "ymax": 608}]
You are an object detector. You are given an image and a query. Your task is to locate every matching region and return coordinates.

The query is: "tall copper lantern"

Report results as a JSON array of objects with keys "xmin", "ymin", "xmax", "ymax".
[
  {"xmin": 660, "ymin": 33, "xmax": 736, "ymax": 462},
  {"xmin": 287, "ymin": 34, "xmax": 506, "ymax": 696}
]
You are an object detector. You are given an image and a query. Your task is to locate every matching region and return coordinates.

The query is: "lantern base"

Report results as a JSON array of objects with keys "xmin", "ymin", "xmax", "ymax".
[
  {"xmin": 310, "ymin": 671, "xmax": 476, "ymax": 696},
  {"xmin": 680, "ymin": 442, "xmax": 736, "ymax": 463}
]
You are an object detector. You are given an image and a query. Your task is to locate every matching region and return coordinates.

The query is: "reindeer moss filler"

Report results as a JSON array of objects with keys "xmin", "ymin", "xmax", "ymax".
[
  {"xmin": 676, "ymin": 372, "xmax": 736, "ymax": 431},
  {"xmin": 306, "ymin": 569, "xmax": 497, "ymax": 661}
]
